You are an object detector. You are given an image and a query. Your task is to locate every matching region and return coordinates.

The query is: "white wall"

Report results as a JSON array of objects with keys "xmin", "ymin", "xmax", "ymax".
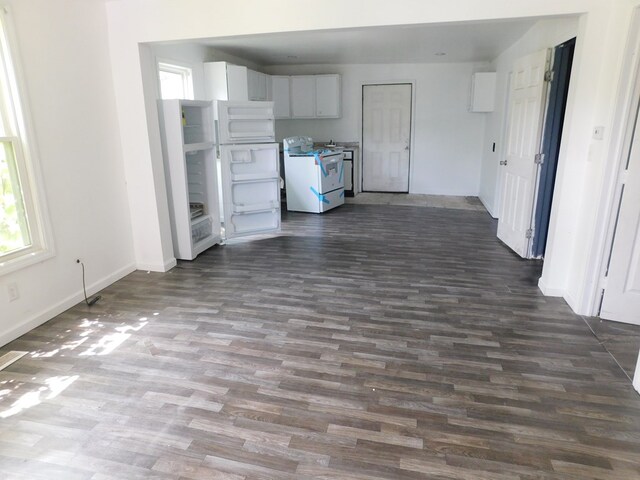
[
  {"xmin": 479, "ymin": 17, "xmax": 580, "ymax": 217},
  {"xmin": 0, "ymin": 0, "xmax": 135, "ymax": 345},
  {"xmin": 265, "ymin": 63, "xmax": 488, "ymax": 195}
]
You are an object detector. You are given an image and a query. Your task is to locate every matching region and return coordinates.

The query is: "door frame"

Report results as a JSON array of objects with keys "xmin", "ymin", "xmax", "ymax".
[
  {"xmin": 359, "ymin": 80, "xmax": 416, "ymax": 194},
  {"xmin": 589, "ymin": 8, "xmax": 640, "ymax": 317}
]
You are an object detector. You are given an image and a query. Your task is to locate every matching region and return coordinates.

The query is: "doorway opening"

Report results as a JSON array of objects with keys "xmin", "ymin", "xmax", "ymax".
[{"xmin": 361, "ymin": 83, "xmax": 412, "ymax": 193}]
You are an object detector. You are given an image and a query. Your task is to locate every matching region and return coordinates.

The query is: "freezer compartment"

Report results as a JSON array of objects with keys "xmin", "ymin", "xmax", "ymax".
[
  {"xmin": 181, "ymin": 103, "xmax": 215, "ymax": 145},
  {"xmin": 217, "ymin": 101, "xmax": 275, "ymax": 144},
  {"xmin": 317, "ymin": 154, "xmax": 344, "ymax": 194},
  {"xmin": 222, "ymin": 143, "xmax": 279, "ymax": 182}
]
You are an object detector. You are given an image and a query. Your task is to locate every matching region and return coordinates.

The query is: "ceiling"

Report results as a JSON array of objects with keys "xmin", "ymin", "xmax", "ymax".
[{"xmin": 199, "ymin": 19, "xmax": 543, "ymax": 66}]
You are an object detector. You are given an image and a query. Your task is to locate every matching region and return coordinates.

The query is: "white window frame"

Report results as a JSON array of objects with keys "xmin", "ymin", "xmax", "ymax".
[
  {"xmin": 157, "ymin": 60, "xmax": 194, "ymax": 100},
  {"xmin": 0, "ymin": 6, "xmax": 54, "ymax": 275}
]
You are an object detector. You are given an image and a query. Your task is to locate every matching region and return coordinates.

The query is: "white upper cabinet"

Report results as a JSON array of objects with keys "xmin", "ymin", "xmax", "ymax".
[
  {"xmin": 469, "ymin": 72, "xmax": 497, "ymax": 112},
  {"xmin": 226, "ymin": 64, "xmax": 250, "ymax": 101},
  {"xmin": 204, "ymin": 61, "xmax": 268, "ymax": 102},
  {"xmin": 291, "ymin": 76, "xmax": 316, "ymax": 118},
  {"xmin": 315, "ymin": 74, "xmax": 340, "ymax": 117},
  {"xmin": 247, "ymin": 69, "xmax": 268, "ymax": 101},
  {"xmin": 282, "ymin": 74, "xmax": 341, "ymax": 119},
  {"xmin": 271, "ymin": 76, "xmax": 291, "ymax": 118}
]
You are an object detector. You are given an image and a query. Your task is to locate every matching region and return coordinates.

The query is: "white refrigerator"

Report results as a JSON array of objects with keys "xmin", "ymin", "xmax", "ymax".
[{"xmin": 159, "ymin": 100, "xmax": 280, "ymax": 261}]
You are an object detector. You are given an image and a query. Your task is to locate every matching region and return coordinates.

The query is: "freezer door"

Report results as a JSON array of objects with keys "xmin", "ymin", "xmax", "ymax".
[
  {"xmin": 220, "ymin": 143, "xmax": 281, "ymax": 239},
  {"xmin": 217, "ymin": 101, "xmax": 275, "ymax": 144}
]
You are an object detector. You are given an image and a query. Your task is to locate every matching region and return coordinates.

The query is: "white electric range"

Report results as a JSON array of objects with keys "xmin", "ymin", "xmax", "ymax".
[{"xmin": 283, "ymin": 136, "xmax": 344, "ymax": 213}]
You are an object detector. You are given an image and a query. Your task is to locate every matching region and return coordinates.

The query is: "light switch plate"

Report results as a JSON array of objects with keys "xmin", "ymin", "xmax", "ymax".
[{"xmin": 593, "ymin": 126, "xmax": 605, "ymax": 140}]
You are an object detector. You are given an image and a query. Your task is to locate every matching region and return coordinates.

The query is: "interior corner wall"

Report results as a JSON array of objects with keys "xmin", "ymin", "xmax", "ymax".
[
  {"xmin": 265, "ymin": 62, "xmax": 488, "ymax": 196},
  {"xmin": 478, "ymin": 17, "xmax": 580, "ymax": 218},
  {"xmin": 0, "ymin": 0, "xmax": 135, "ymax": 346}
]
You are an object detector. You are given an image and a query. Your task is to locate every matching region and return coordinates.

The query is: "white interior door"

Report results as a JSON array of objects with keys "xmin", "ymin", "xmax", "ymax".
[
  {"xmin": 497, "ymin": 49, "xmax": 550, "ymax": 257},
  {"xmin": 220, "ymin": 143, "xmax": 281, "ymax": 239},
  {"xmin": 600, "ymin": 108, "xmax": 640, "ymax": 324},
  {"xmin": 362, "ymin": 84, "xmax": 411, "ymax": 192}
]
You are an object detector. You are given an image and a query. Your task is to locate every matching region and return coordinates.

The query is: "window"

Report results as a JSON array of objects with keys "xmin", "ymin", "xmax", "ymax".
[
  {"xmin": 0, "ymin": 8, "xmax": 53, "ymax": 274},
  {"xmin": 158, "ymin": 62, "xmax": 194, "ymax": 100}
]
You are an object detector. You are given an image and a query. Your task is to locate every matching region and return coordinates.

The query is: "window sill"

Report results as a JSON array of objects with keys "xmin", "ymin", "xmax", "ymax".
[{"xmin": 0, "ymin": 247, "xmax": 55, "ymax": 276}]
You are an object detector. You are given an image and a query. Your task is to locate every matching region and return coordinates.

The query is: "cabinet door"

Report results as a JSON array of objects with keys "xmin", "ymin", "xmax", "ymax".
[
  {"xmin": 316, "ymin": 74, "xmax": 340, "ymax": 117},
  {"xmin": 291, "ymin": 76, "xmax": 316, "ymax": 118},
  {"xmin": 226, "ymin": 65, "xmax": 249, "ymax": 101},
  {"xmin": 271, "ymin": 76, "xmax": 291, "ymax": 118},
  {"xmin": 247, "ymin": 69, "xmax": 267, "ymax": 101}
]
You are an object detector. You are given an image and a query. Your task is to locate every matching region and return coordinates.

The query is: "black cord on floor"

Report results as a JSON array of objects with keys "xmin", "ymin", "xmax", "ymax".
[{"xmin": 77, "ymin": 260, "xmax": 101, "ymax": 306}]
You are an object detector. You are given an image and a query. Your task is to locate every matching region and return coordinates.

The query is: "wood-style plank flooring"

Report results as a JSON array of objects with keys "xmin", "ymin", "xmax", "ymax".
[
  {"xmin": 1, "ymin": 204, "xmax": 640, "ymax": 479},
  {"xmin": 583, "ymin": 316, "xmax": 640, "ymax": 381}
]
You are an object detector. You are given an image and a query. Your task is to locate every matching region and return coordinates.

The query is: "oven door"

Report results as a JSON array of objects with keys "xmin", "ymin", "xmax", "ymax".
[{"xmin": 316, "ymin": 153, "xmax": 344, "ymax": 193}]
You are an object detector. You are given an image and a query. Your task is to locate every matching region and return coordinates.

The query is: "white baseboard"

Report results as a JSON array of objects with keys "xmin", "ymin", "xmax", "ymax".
[
  {"xmin": 136, "ymin": 257, "xmax": 176, "ymax": 272},
  {"xmin": 0, "ymin": 263, "xmax": 136, "ymax": 348},
  {"xmin": 478, "ymin": 194, "xmax": 497, "ymax": 218},
  {"xmin": 538, "ymin": 276, "xmax": 564, "ymax": 297}
]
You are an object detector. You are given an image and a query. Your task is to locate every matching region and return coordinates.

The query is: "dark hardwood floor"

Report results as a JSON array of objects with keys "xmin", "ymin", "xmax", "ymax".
[
  {"xmin": 1, "ymin": 204, "xmax": 639, "ymax": 479},
  {"xmin": 583, "ymin": 316, "xmax": 640, "ymax": 382}
]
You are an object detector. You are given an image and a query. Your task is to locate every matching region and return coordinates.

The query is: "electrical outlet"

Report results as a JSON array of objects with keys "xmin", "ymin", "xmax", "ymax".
[{"xmin": 7, "ymin": 282, "xmax": 19, "ymax": 302}]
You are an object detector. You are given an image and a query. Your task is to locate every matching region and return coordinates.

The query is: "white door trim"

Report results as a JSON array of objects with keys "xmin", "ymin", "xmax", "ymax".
[
  {"xmin": 358, "ymin": 80, "xmax": 416, "ymax": 194},
  {"xmin": 586, "ymin": 8, "xmax": 640, "ymax": 317}
]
